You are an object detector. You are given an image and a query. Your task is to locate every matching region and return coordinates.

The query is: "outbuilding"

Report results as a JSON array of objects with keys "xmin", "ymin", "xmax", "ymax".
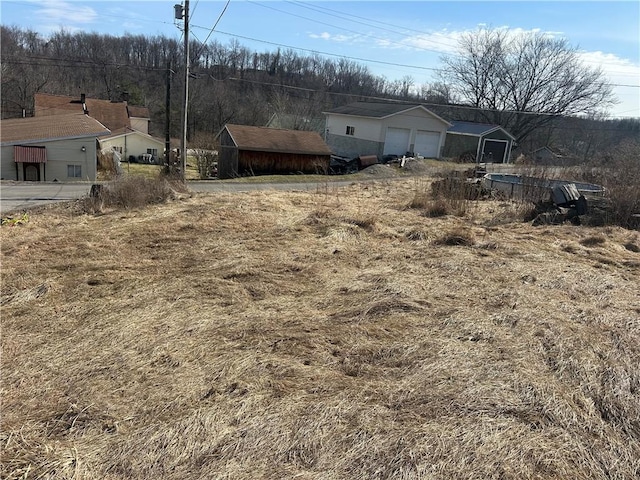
[
  {"xmin": 443, "ymin": 121, "xmax": 516, "ymax": 164},
  {"xmin": 216, "ymin": 124, "xmax": 332, "ymax": 179},
  {"xmin": 323, "ymin": 102, "xmax": 451, "ymax": 159},
  {"xmin": 0, "ymin": 113, "xmax": 110, "ymax": 182}
]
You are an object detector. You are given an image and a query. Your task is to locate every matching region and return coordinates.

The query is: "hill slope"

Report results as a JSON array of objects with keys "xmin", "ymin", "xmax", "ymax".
[{"xmin": 2, "ymin": 180, "xmax": 639, "ymax": 479}]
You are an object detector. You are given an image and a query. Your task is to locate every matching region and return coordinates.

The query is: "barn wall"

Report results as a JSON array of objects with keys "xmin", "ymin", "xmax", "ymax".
[
  {"xmin": 238, "ymin": 150, "xmax": 330, "ymax": 176},
  {"xmin": 217, "ymin": 129, "xmax": 239, "ymax": 179}
]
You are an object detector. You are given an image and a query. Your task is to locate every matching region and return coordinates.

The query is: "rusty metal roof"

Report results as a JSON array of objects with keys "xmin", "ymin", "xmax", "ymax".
[
  {"xmin": 0, "ymin": 113, "xmax": 111, "ymax": 145},
  {"xmin": 222, "ymin": 124, "xmax": 332, "ymax": 155}
]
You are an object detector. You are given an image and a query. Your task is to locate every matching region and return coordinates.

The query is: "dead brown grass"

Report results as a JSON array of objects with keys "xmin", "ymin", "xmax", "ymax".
[{"xmin": 2, "ymin": 179, "xmax": 639, "ymax": 479}]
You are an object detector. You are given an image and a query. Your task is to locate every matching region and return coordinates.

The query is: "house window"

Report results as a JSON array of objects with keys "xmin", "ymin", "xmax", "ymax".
[
  {"xmin": 112, "ymin": 146, "xmax": 123, "ymax": 154},
  {"xmin": 67, "ymin": 165, "xmax": 82, "ymax": 178},
  {"xmin": 345, "ymin": 126, "xmax": 355, "ymax": 136},
  {"xmin": 147, "ymin": 148, "xmax": 158, "ymax": 156}
]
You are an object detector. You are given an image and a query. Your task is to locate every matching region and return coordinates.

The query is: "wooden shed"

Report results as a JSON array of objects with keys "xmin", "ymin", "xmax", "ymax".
[{"xmin": 216, "ymin": 124, "xmax": 332, "ymax": 179}]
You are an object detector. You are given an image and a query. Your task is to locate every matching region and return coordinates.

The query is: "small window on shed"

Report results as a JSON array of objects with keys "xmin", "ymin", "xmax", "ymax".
[{"xmin": 345, "ymin": 126, "xmax": 355, "ymax": 136}]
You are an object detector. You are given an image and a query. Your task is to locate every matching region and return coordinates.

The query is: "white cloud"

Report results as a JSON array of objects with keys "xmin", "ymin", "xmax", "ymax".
[
  {"xmin": 578, "ymin": 51, "xmax": 640, "ymax": 117},
  {"xmin": 308, "ymin": 32, "xmax": 358, "ymax": 43},
  {"xmin": 31, "ymin": 0, "xmax": 98, "ymax": 25},
  {"xmin": 306, "ymin": 25, "xmax": 640, "ymax": 116}
]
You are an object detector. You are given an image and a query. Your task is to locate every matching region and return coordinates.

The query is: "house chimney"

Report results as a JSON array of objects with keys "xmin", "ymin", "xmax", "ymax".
[{"xmin": 80, "ymin": 93, "xmax": 88, "ymax": 115}]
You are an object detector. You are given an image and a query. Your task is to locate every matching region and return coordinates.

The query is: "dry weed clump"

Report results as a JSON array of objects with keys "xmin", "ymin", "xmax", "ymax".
[
  {"xmin": 432, "ymin": 227, "xmax": 476, "ymax": 246},
  {"xmin": 577, "ymin": 139, "xmax": 640, "ymax": 230},
  {"xmin": 83, "ymin": 175, "xmax": 189, "ymax": 212},
  {"xmin": 408, "ymin": 176, "xmax": 473, "ymax": 218},
  {"xmin": 2, "ymin": 179, "xmax": 640, "ymax": 479}
]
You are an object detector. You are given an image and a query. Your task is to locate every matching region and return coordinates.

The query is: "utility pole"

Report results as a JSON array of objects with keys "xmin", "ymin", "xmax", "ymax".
[
  {"xmin": 164, "ymin": 61, "xmax": 172, "ymax": 175},
  {"xmin": 175, "ymin": 1, "xmax": 189, "ymax": 181}
]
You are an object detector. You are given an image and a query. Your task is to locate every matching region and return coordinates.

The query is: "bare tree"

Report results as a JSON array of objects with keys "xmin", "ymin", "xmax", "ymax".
[{"xmin": 439, "ymin": 28, "xmax": 616, "ymax": 143}]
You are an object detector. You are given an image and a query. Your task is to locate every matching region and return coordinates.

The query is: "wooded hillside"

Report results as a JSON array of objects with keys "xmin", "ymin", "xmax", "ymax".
[{"xmin": 1, "ymin": 26, "xmax": 638, "ymax": 159}]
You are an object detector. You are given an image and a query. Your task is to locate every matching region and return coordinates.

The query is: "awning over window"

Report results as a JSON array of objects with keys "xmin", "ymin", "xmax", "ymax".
[{"xmin": 14, "ymin": 145, "xmax": 47, "ymax": 163}]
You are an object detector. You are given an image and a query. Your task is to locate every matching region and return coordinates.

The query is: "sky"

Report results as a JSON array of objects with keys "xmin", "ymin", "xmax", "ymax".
[{"xmin": 1, "ymin": 0, "xmax": 639, "ymax": 118}]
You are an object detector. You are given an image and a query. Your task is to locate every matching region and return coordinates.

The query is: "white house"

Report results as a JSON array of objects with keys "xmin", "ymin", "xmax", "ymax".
[
  {"xmin": 34, "ymin": 93, "xmax": 162, "ymax": 162},
  {"xmin": 100, "ymin": 129, "xmax": 165, "ymax": 163},
  {"xmin": 323, "ymin": 102, "xmax": 451, "ymax": 159},
  {"xmin": 0, "ymin": 113, "xmax": 110, "ymax": 182}
]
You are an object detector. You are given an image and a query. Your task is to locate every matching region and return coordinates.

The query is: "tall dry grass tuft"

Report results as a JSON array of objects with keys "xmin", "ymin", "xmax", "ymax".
[
  {"xmin": 433, "ymin": 226, "xmax": 476, "ymax": 246},
  {"xmin": 83, "ymin": 175, "xmax": 189, "ymax": 212},
  {"xmin": 599, "ymin": 140, "xmax": 640, "ymax": 230},
  {"xmin": 409, "ymin": 175, "xmax": 477, "ymax": 217}
]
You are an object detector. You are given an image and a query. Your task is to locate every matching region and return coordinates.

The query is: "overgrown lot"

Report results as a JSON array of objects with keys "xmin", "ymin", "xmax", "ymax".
[{"xmin": 1, "ymin": 179, "xmax": 639, "ymax": 479}]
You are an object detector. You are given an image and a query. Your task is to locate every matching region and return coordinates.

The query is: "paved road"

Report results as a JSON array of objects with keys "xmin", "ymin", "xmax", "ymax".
[
  {"xmin": 0, "ymin": 182, "xmax": 95, "ymax": 215},
  {"xmin": 0, "ymin": 180, "xmax": 358, "ymax": 215}
]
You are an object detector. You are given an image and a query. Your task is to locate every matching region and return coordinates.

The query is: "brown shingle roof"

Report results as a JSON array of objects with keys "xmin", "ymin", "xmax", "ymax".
[
  {"xmin": 127, "ymin": 105, "xmax": 150, "ymax": 118},
  {"xmin": 223, "ymin": 124, "xmax": 331, "ymax": 155},
  {"xmin": 0, "ymin": 114, "xmax": 110, "ymax": 144},
  {"xmin": 34, "ymin": 93, "xmax": 149, "ymax": 132}
]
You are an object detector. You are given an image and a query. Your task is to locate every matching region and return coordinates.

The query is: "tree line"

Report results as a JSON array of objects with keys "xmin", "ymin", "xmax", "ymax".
[{"xmin": 1, "ymin": 25, "xmax": 636, "ymax": 161}]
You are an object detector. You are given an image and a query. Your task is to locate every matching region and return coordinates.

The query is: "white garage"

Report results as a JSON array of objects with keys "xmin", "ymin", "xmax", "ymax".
[
  {"xmin": 323, "ymin": 103, "xmax": 451, "ymax": 159},
  {"xmin": 414, "ymin": 130, "xmax": 441, "ymax": 158},
  {"xmin": 383, "ymin": 127, "xmax": 411, "ymax": 156}
]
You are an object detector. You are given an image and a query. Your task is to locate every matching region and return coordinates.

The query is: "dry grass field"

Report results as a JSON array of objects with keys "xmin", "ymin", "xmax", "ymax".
[{"xmin": 1, "ymin": 177, "xmax": 639, "ymax": 479}]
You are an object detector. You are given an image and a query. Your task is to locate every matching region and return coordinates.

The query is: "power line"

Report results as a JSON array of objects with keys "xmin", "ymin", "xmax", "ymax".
[
  {"xmin": 193, "ymin": 0, "xmax": 232, "ymax": 60},
  {"xmin": 258, "ymin": 0, "xmax": 640, "ymax": 78},
  {"xmin": 3, "ymin": 51, "xmax": 639, "ymax": 91},
  {"xmin": 226, "ymin": 76, "xmax": 639, "ymax": 120},
  {"xmin": 247, "ymin": 0, "xmax": 456, "ymax": 57},
  {"xmin": 190, "ymin": 29, "xmax": 640, "ymax": 89},
  {"xmin": 284, "ymin": 0, "xmax": 459, "ymax": 52}
]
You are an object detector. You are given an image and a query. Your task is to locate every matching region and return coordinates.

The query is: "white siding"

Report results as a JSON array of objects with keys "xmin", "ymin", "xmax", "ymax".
[
  {"xmin": 325, "ymin": 115, "xmax": 382, "ymax": 141},
  {"xmin": 1, "ymin": 138, "xmax": 97, "ymax": 182},
  {"xmin": 325, "ymin": 106, "xmax": 449, "ymax": 159},
  {"xmin": 100, "ymin": 132, "xmax": 164, "ymax": 162},
  {"xmin": 130, "ymin": 117, "xmax": 149, "ymax": 134},
  {"xmin": 1, "ymin": 145, "xmax": 18, "ymax": 180}
]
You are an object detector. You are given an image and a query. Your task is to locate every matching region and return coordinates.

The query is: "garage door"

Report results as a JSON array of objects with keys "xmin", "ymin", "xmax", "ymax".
[
  {"xmin": 414, "ymin": 130, "xmax": 440, "ymax": 158},
  {"xmin": 482, "ymin": 139, "xmax": 508, "ymax": 163},
  {"xmin": 383, "ymin": 127, "xmax": 411, "ymax": 156}
]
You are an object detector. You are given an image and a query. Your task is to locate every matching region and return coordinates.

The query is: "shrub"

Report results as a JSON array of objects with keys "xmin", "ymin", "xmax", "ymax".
[
  {"xmin": 83, "ymin": 175, "xmax": 188, "ymax": 212},
  {"xmin": 589, "ymin": 139, "xmax": 640, "ymax": 230},
  {"xmin": 193, "ymin": 148, "xmax": 218, "ymax": 179}
]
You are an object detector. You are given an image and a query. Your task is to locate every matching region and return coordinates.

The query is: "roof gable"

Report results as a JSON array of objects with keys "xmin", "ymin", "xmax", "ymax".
[
  {"xmin": 323, "ymin": 102, "xmax": 451, "ymax": 126},
  {"xmin": 101, "ymin": 129, "xmax": 163, "ymax": 144},
  {"xmin": 127, "ymin": 105, "xmax": 151, "ymax": 119},
  {"xmin": 0, "ymin": 113, "xmax": 110, "ymax": 145},
  {"xmin": 447, "ymin": 121, "xmax": 515, "ymax": 140},
  {"xmin": 221, "ymin": 124, "xmax": 332, "ymax": 156}
]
